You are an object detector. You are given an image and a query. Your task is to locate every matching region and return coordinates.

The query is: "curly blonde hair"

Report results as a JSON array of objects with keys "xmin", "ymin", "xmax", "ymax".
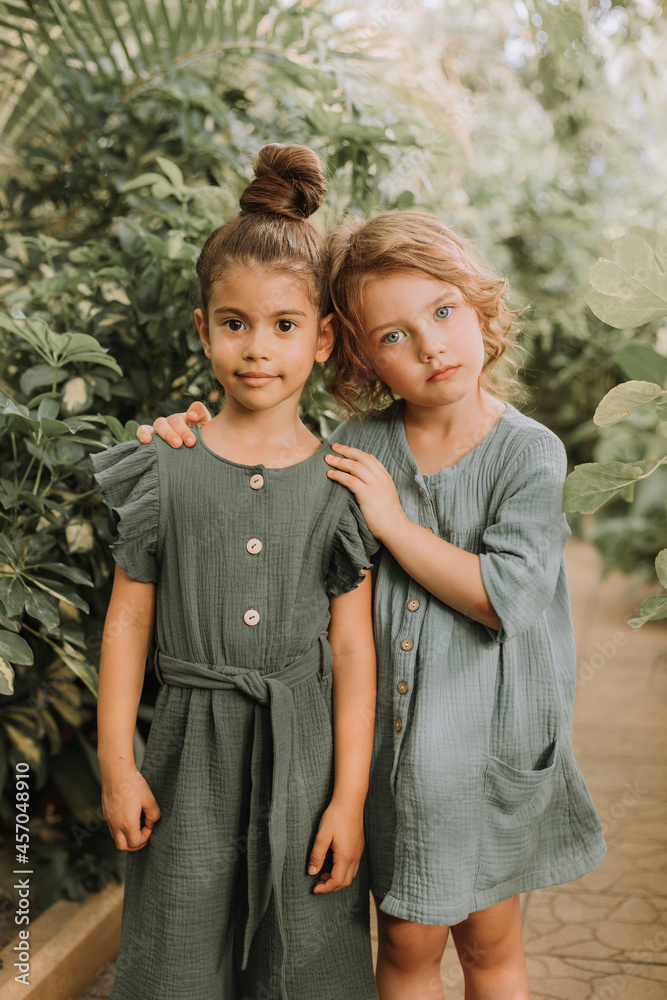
[{"xmin": 326, "ymin": 211, "xmax": 525, "ymax": 414}]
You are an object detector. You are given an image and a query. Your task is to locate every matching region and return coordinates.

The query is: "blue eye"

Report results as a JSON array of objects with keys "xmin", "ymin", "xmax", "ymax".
[
  {"xmin": 382, "ymin": 330, "xmax": 405, "ymax": 345},
  {"xmin": 435, "ymin": 306, "xmax": 452, "ymax": 320}
]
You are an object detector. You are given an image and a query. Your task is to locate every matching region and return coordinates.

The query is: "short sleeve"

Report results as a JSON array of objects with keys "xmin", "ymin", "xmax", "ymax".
[
  {"xmin": 478, "ymin": 431, "xmax": 571, "ymax": 643},
  {"xmin": 326, "ymin": 496, "xmax": 380, "ymax": 597},
  {"xmin": 90, "ymin": 440, "xmax": 159, "ymax": 583}
]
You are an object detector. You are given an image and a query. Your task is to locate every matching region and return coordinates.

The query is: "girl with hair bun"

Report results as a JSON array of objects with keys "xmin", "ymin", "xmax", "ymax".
[
  {"xmin": 150, "ymin": 207, "xmax": 606, "ymax": 999},
  {"xmin": 92, "ymin": 144, "xmax": 379, "ymax": 1000}
]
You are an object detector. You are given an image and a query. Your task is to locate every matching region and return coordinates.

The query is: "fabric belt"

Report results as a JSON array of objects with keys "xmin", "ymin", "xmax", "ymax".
[{"xmin": 153, "ymin": 635, "xmax": 332, "ymax": 991}]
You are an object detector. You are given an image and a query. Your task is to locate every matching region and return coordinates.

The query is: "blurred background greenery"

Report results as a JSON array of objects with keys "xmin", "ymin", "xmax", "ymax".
[{"xmin": 0, "ymin": 0, "xmax": 665, "ymax": 918}]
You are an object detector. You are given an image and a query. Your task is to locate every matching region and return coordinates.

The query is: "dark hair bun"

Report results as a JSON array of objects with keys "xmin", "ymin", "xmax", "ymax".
[{"xmin": 239, "ymin": 143, "xmax": 326, "ymax": 221}]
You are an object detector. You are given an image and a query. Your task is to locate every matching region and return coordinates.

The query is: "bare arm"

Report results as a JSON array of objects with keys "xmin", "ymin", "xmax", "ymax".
[
  {"xmin": 325, "ymin": 444, "xmax": 500, "ymax": 630},
  {"xmin": 137, "ymin": 400, "xmax": 211, "ymax": 447},
  {"xmin": 309, "ymin": 565, "xmax": 376, "ymax": 893},
  {"xmin": 97, "ymin": 564, "xmax": 161, "ymax": 850}
]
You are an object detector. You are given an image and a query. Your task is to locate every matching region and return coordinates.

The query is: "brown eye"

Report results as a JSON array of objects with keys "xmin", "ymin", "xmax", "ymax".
[
  {"xmin": 225, "ymin": 319, "xmax": 244, "ymax": 332},
  {"xmin": 277, "ymin": 320, "xmax": 295, "ymax": 333}
]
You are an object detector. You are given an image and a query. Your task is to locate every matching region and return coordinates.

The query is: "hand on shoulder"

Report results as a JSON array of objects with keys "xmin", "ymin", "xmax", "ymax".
[{"xmin": 136, "ymin": 401, "xmax": 211, "ymax": 448}]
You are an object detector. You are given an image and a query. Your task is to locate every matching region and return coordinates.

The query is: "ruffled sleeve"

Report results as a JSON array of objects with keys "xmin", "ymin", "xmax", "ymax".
[
  {"xmin": 90, "ymin": 440, "xmax": 159, "ymax": 583},
  {"xmin": 326, "ymin": 495, "xmax": 380, "ymax": 597}
]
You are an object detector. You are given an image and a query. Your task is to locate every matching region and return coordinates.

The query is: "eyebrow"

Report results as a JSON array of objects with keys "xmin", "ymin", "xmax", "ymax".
[
  {"xmin": 366, "ymin": 291, "xmax": 460, "ymax": 338},
  {"xmin": 213, "ymin": 306, "xmax": 308, "ymax": 317}
]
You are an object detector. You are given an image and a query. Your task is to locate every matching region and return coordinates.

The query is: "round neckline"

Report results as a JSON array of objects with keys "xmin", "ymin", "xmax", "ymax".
[
  {"xmin": 392, "ymin": 400, "xmax": 511, "ymax": 480},
  {"xmin": 194, "ymin": 424, "xmax": 327, "ymax": 471}
]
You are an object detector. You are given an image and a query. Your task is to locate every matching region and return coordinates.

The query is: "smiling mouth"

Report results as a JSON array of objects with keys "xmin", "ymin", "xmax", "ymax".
[{"xmin": 427, "ymin": 365, "xmax": 460, "ymax": 382}]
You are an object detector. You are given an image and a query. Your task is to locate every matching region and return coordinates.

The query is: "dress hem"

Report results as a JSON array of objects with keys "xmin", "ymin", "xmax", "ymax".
[{"xmin": 373, "ymin": 843, "xmax": 607, "ymax": 926}]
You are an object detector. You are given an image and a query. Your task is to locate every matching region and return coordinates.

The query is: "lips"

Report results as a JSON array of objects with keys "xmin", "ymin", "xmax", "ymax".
[
  {"xmin": 237, "ymin": 371, "xmax": 279, "ymax": 386},
  {"xmin": 427, "ymin": 365, "xmax": 460, "ymax": 382}
]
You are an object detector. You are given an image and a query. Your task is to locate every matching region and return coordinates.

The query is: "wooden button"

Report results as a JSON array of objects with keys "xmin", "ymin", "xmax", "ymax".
[
  {"xmin": 418, "ymin": 486, "xmax": 424, "ymax": 496},
  {"xmin": 400, "ymin": 638, "xmax": 414, "ymax": 652},
  {"xmin": 407, "ymin": 599, "xmax": 420, "ymax": 612},
  {"xmin": 397, "ymin": 680, "xmax": 408, "ymax": 694},
  {"xmin": 425, "ymin": 526, "xmax": 434, "ymax": 533},
  {"xmin": 243, "ymin": 609, "xmax": 260, "ymax": 626},
  {"xmin": 246, "ymin": 538, "xmax": 262, "ymax": 554},
  {"xmin": 250, "ymin": 474, "xmax": 264, "ymax": 490},
  {"xmin": 395, "ymin": 718, "xmax": 402, "ymax": 732}
]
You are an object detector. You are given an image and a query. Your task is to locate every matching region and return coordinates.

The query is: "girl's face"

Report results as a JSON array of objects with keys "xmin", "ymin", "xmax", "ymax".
[
  {"xmin": 195, "ymin": 265, "xmax": 334, "ymax": 413},
  {"xmin": 359, "ymin": 271, "xmax": 486, "ymax": 410}
]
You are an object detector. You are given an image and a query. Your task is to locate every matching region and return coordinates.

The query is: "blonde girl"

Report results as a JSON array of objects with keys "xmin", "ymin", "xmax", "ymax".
[
  {"xmin": 93, "ymin": 144, "xmax": 379, "ymax": 1000},
  {"xmin": 142, "ymin": 210, "xmax": 606, "ymax": 1000}
]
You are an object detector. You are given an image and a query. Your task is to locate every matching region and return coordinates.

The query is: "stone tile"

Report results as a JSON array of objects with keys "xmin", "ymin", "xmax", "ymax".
[{"xmin": 528, "ymin": 955, "xmax": 667, "ymax": 1000}]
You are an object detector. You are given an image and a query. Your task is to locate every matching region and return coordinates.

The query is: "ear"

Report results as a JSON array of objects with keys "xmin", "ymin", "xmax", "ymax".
[
  {"xmin": 314, "ymin": 312, "xmax": 336, "ymax": 364},
  {"xmin": 195, "ymin": 308, "xmax": 211, "ymax": 358}
]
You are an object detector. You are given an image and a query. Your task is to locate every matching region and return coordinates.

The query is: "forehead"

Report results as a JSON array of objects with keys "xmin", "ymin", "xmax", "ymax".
[
  {"xmin": 360, "ymin": 271, "xmax": 464, "ymax": 317},
  {"xmin": 209, "ymin": 265, "xmax": 313, "ymax": 312}
]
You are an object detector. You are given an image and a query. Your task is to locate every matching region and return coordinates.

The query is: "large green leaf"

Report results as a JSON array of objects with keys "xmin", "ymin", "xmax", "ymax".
[
  {"xmin": 614, "ymin": 344, "xmax": 667, "ymax": 386},
  {"xmin": 655, "ymin": 549, "xmax": 667, "ymax": 589},
  {"xmin": 593, "ymin": 381, "xmax": 664, "ymax": 427},
  {"xmin": 586, "ymin": 232, "xmax": 667, "ymax": 329},
  {"xmin": 629, "ymin": 594, "xmax": 667, "ymax": 629},
  {"xmin": 0, "ymin": 629, "xmax": 34, "ymax": 665},
  {"xmin": 563, "ymin": 461, "xmax": 643, "ymax": 514}
]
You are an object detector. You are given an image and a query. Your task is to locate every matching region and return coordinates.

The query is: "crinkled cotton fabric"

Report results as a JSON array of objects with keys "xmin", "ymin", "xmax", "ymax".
[
  {"xmin": 91, "ymin": 426, "xmax": 379, "ymax": 1000},
  {"xmin": 328, "ymin": 401, "xmax": 606, "ymax": 926}
]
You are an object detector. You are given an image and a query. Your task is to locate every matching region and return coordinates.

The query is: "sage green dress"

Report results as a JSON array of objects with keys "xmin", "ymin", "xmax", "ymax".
[
  {"xmin": 91, "ymin": 426, "xmax": 379, "ymax": 1000},
  {"xmin": 329, "ymin": 401, "xmax": 607, "ymax": 926}
]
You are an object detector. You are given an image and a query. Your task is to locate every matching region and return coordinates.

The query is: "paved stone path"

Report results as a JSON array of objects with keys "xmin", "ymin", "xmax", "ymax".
[{"xmin": 89, "ymin": 539, "xmax": 667, "ymax": 1000}]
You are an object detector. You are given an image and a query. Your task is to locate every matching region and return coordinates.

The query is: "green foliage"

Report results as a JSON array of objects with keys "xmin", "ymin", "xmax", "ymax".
[{"xmin": 564, "ymin": 230, "xmax": 667, "ymax": 627}]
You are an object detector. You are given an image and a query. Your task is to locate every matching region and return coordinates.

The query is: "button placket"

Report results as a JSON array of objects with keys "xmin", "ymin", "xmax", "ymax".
[{"xmin": 243, "ymin": 469, "xmax": 267, "ymax": 631}]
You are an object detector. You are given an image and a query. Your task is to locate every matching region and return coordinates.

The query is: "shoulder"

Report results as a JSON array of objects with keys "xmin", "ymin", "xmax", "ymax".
[
  {"xmin": 494, "ymin": 404, "xmax": 566, "ymax": 470},
  {"xmin": 325, "ymin": 402, "xmax": 401, "ymax": 449}
]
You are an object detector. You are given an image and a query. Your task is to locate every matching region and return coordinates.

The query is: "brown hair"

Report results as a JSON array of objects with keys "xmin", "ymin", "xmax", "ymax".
[
  {"xmin": 326, "ymin": 211, "xmax": 525, "ymax": 413},
  {"xmin": 196, "ymin": 143, "xmax": 329, "ymax": 316}
]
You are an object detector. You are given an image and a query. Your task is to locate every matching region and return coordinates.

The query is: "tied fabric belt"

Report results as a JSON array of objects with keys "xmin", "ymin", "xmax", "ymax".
[{"xmin": 154, "ymin": 635, "xmax": 332, "ymax": 990}]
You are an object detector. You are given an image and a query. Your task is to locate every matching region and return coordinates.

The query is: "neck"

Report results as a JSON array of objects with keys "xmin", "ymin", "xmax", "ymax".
[
  {"xmin": 404, "ymin": 387, "xmax": 500, "ymax": 437},
  {"xmin": 205, "ymin": 394, "xmax": 319, "ymax": 467}
]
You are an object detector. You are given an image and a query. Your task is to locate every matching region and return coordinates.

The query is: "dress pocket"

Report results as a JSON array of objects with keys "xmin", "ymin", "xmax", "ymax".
[{"xmin": 475, "ymin": 739, "xmax": 566, "ymax": 891}]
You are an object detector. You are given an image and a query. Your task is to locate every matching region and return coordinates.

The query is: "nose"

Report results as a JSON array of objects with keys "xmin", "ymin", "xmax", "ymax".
[
  {"xmin": 415, "ymin": 324, "xmax": 446, "ymax": 363},
  {"xmin": 242, "ymin": 324, "xmax": 272, "ymax": 360}
]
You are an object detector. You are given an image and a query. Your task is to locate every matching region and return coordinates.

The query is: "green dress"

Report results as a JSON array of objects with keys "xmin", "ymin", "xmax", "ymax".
[
  {"xmin": 91, "ymin": 426, "xmax": 379, "ymax": 1000},
  {"xmin": 329, "ymin": 401, "xmax": 607, "ymax": 925}
]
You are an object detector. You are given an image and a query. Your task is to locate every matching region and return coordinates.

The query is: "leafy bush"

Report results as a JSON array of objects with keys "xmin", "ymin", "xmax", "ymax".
[{"xmin": 563, "ymin": 229, "xmax": 667, "ymax": 623}]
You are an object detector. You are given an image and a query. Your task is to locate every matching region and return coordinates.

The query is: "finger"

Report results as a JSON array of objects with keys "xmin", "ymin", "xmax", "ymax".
[
  {"xmin": 324, "ymin": 454, "xmax": 374, "ymax": 483},
  {"xmin": 124, "ymin": 817, "xmax": 150, "ymax": 850},
  {"xmin": 326, "ymin": 468, "xmax": 363, "ymax": 494},
  {"xmin": 330, "ymin": 443, "xmax": 374, "ymax": 459},
  {"xmin": 308, "ymin": 831, "xmax": 332, "ymax": 875},
  {"xmin": 152, "ymin": 416, "xmax": 183, "ymax": 447},
  {"xmin": 142, "ymin": 799, "xmax": 162, "ymax": 830},
  {"xmin": 312, "ymin": 871, "xmax": 334, "ymax": 894},
  {"xmin": 136, "ymin": 424, "xmax": 154, "ymax": 443},
  {"xmin": 185, "ymin": 401, "xmax": 211, "ymax": 426}
]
